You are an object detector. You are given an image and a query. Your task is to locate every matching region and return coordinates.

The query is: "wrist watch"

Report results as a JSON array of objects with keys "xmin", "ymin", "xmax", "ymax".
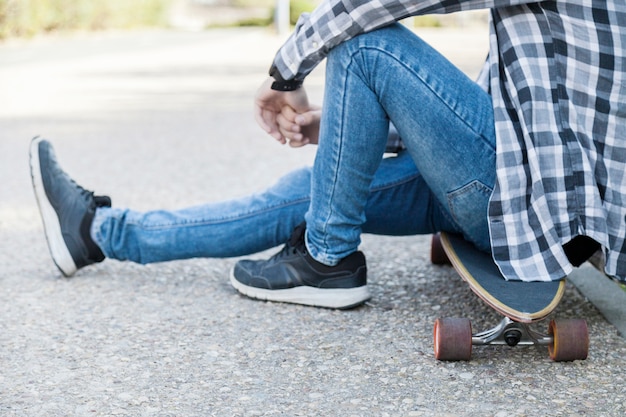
[{"xmin": 269, "ymin": 65, "xmax": 303, "ymax": 91}]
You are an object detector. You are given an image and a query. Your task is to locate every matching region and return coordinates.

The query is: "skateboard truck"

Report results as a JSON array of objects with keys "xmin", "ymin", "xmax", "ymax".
[
  {"xmin": 472, "ymin": 317, "xmax": 551, "ymax": 347},
  {"xmin": 434, "ymin": 316, "xmax": 589, "ymax": 362}
]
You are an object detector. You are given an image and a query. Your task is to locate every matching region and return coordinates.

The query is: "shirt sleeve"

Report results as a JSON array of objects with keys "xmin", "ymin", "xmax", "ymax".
[{"xmin": 271, "ymin": 0, "xmax": 533, "ymax": 81}]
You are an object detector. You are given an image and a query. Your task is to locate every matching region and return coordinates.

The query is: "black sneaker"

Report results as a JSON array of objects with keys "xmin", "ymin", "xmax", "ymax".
[
  {"xmin": 230, "ymin": 222, "xmax": 370, "ymax": 309},
  {"xmin": 29, "ymin": 137, "xmax": 111, "ymax": 277}
]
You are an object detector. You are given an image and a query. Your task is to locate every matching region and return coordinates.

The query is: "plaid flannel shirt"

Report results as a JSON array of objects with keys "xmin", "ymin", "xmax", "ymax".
[{"xmin": 271, "ymin": 0, "xmax": 626, "ymax": 282}]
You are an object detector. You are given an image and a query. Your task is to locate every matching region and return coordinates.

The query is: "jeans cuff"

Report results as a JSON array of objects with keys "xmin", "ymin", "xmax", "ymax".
[{"xmin": 304, "ymin": 229, "xmax": 340, "ymax": 267}]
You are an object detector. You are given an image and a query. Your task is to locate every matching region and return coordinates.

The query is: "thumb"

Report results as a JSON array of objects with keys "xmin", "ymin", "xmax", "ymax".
[{"xmin": 295, "ymin": 110, "xmax": 317, "ymax": 127}]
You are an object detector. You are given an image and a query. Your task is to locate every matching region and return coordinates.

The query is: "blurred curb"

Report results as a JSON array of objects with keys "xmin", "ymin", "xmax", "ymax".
[{"xmin": 569, "ymin": 265, "xmax": 626, "ymax": 337}]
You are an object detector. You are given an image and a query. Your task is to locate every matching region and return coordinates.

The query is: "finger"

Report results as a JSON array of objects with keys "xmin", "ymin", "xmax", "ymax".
[
  {"xmin": 280, "ymin": 105, "xmax": 298, "ymax": 122},
  {"xmin": 254, "ymin": 106, "xmax": 274, "ymax": 134},
  {"xmin": 277, "ymin": 112, "xmax": 302, "ymax": 136},
  {"xmin": 256, "ymin": 108, "xmax": 287, "ymax": 143},
  {"xmin": 276, "ymin": 112, "xmax": 294, "ymax": 130},
  {"xmin": 288, "ymin": 137, "xmax": 310, "ymax": 148},
  {"xmin": 279, "ymin": 126, "xmax": 303, "ymax": 142},
  {"xmin": 278, "ymin": 114, "xmax": 303, "ymax": 141},
  {"xmin": 294, "ymin": 109, "xmax": 321, "ymax": 127},
  {"xmin": 294, "ymin": 113, "xmax": 313, "ymax": 127}
]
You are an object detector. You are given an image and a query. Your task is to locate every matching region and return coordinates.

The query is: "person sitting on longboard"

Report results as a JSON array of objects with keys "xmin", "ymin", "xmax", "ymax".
[{"xmin": 31, "ymin": 0, "xmax": 626, "ymax": 309}]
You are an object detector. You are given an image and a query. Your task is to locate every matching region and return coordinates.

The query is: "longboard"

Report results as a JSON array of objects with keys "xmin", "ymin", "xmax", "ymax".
[{"xmin": 431, "ymin": 232, "xmax": 589, "ymax": 362}]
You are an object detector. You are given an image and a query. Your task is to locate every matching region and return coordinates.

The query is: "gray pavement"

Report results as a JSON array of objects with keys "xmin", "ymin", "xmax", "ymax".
[{"xmin": 1, "ymin": 27, "xmax": 625, "ymax": 417}]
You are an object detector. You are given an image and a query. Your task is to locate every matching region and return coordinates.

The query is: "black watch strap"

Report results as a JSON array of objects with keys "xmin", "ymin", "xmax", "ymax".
[
  {"xmin": 269, "ymin": 64, "xmax": 303, "ymax": 91},
  {"xmin": 271, "ymin": 79, "xmax": 303, "ymax": 91}
]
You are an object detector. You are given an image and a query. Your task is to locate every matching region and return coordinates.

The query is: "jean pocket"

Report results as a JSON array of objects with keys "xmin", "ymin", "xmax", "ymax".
[{"xmin": 446, "ymin": 180, "xmax": 493, "ymax": 251}]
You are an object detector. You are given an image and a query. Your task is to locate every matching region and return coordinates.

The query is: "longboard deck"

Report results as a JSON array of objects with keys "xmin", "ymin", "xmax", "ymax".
[{"xmin": 439, "ymin": 232, "xmax": 565, "ymax": 323}]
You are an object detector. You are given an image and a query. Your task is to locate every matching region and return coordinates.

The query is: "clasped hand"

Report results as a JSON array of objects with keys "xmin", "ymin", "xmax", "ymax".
[{"xmin": 254, "ymin": 77, "xmax": 321, "ymax": 147}]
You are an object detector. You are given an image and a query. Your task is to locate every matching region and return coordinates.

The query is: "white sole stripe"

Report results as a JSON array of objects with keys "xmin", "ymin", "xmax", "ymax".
[
  {"xmin": 229, "ymin": 268, "xmax": 370, "ymax": 309},
  {"xmin": 29, "ymin": 138, "xmax": 77, "ymax": 277}
]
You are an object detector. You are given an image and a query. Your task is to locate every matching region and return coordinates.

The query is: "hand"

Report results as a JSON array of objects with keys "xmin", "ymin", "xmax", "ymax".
[
  {"xmin": 277, "ymin": 105, "xmax": 322, "ymax": 147},
  {"xmin": 254, "ymin": 77, "xmax": 310, "ymax": 145}
]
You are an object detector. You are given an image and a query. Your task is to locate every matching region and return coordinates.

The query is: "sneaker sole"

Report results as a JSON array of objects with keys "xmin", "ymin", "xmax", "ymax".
[
  {"xmin": 229, "ymin": 267, "xmax": 370, "ymax": 309},
  {"xmin": 29, "ymin": 137, "xmax": 77, "ymax": 277}
]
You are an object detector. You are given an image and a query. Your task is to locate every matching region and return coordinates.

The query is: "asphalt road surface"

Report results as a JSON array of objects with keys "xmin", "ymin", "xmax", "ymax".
[{"xmin": 1, "ymin": 27, "xmax": 625, "ymax": 416}]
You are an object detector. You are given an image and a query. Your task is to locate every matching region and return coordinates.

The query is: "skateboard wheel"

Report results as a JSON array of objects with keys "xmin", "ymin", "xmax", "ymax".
[
  {"xmin": 434, "ymin": 318, "xmax": 472, "ymax": 361},
  {"xmin": 430, "ymin": 234, "xmax": 451, "ymax": 265},
  {"xmin": 548, "ymin": 318, "xmax": 589, "ymax": 361}
]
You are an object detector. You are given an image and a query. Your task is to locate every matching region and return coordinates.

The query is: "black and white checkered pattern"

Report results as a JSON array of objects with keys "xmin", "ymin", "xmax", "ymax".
[{"xmin": 271, "ymin": 0, "xmax": 626, "ymax": 282}]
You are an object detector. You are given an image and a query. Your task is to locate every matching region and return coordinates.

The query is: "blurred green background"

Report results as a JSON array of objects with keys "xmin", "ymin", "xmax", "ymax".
[
  {"xmin": 0, "ymin": 0, "xmax": 172, "ymax": 38},
  {"xmin": 0, "ymin": 0, "xmax": 321, "ymax": 40}
]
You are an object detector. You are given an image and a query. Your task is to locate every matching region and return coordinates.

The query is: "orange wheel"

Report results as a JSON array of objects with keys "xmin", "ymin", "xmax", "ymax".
[
  {"xmin": 434, "ymin": 318, "xmax": 472, "ymax": 361},
  {"xmin": 431, "ymin": 234, "xmax": 451, "ymax": 265},
  {"xmin": 548, "ymin": 319, "xmax": 589, "ymax": 361}
]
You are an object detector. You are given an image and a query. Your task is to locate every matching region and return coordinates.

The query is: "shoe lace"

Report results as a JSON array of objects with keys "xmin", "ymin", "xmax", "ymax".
[
  {"xmin": 272, "ymin": 222, "xmax": 307, "ymax": 260},
  {"xmin": 61, "ymin": 170, "xmax": 111, "ymax": 208},
  {"xmin": 77, "ymin": 187, "xmax": 111, "ymax": 208},
  {"xmin": 49, "ymin": 153, "xmax": 105, "ymax": 204}
]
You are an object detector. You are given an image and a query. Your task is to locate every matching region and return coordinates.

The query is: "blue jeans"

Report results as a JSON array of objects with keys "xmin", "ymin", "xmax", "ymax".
[
  {"xmin": 92, "ymin": 24, "xmax": 496, "ymax": 264},
  {"xmin": 92, "ymin": 152, "xmax": 455, "ymax": 262},
  {"xmin": 305, "ymin": 23, "xmax": 496, "ymax": 264}
]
